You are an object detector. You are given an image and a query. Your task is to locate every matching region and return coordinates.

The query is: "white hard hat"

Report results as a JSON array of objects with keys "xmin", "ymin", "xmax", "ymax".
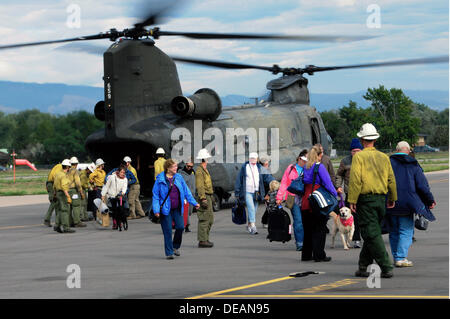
[
  {"xmin": 70, "ymin": 156, "xmax": 79, "ymax": 164},
  {"xmin": 196, "ymin": 148, "xmax": 211, "ymax": 160},
  {"xmin": 123, "ymin": 156, "xmax": 132, "ymax": 163},
  {"xmin": 156, "ymin": 148, "xmax": 165, "ymax": 155},
  {"xmin": 62, "ymin": 159, "xmax": 71, "ymax": 167},
  {"xmin": 249, "ymin": 152, "xmax": 259, "ymax": 159},
  {"xmin": 357, "ymin": 123, "xmax": 380, "ymax": 140},
  {"xmin": 87, "ymin": 163, "xmax": 96, "ymax": 173},
  {"xmin": 95, "ymin": 158, "xmax": 105, "ymax": 166}
]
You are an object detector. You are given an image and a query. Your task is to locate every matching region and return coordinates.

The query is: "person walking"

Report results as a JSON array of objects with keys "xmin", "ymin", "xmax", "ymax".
[
  {"xmin": 348, "ymin": 123, "xmax": 397, "ymax": 278},
  {"xmin": 387, "ymin": 141, "xmax": 436, "ymax": 267},
  {"xmin": 152, "ymin": 159, "xmax": 199, "ymax": 259},
  {"xmin": 122, "ymin": 156, "xmax": 146, "ymax": 219},
  {"xmin": 301, "ymin": 145, "xmax": 337, "ymax": 262},
  {"xmin": 276, "ymin": 149, "xmax": 308, "ymax": 251},
  {"xmin": 179, "ymin": 160, "xmax": 196, "ymax": 233},
  {"xmin": 195, "ymin": 149, "xmax": 215, "ymax": 248},
  {"xmin": 318, "ymin": 144, "xmax": 336, "ymax": 187},
  {"xmin": 235, "ymin": 152, "xmax": 274, "ymax": 235},
  {"xmin": 79, "ymin": 163, "xmax": 95, "ymax": 221},
  {"xmin": 53, "ymin": 159, "xmax": 75, "ymax": 233},
  {"xmin": 67, "ymin": 157, "xmax": 86, "ymax": 228},
  {"xmin": 102, "ymin": 165, "xmax": 129, "ymax": 229},
  {"xmin": 153, "ymin": 148, "xmax": 166, "ymax": 180},
  {"xmin": 44, "ymin": 162, "xmax": 63, "ymax": 227},
  {"xmin": 336, "ymin": 138, "xmax": 364, "ymax": 248},
  {"xmin": 89, "ymin": 158, "xmax": 106, "ymax": 219}
]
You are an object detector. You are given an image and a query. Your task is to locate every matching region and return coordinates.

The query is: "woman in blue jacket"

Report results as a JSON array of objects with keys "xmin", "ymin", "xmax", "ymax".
[
  {"xmin": 152, "ymin": 159, "xmax": 200, "ymax": 259},
  {"xmin": 387, "ymin": 141, "xmax": 436, "ymax": 267}
]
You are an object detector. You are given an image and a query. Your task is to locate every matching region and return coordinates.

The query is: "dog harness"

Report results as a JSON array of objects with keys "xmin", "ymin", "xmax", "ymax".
[{"xmin": 340, "ymin": 215, "xmax": 354, "ymax": 227}]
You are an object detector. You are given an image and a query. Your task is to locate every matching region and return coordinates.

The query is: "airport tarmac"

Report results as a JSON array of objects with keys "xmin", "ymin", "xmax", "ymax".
[{"xmin": 0, "ymin": 172, "xmax": 448, "ymax": 299}]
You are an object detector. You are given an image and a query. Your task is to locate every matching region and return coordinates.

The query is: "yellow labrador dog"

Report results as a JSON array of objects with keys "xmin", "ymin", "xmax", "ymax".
[{"xmin": 330, "ymin": 207, "xmax": 355, "ymax": 250}]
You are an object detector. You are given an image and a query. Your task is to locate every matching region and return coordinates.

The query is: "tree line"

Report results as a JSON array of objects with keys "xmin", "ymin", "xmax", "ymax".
[
  {"xmin": 0, "ymin": 85, "xmax": 448, "ymax": 165},
  {"xmin": 0, "ymin": 109, "xmax": 103, "ymax": 165},
  {"xmin": 320, "ymin": 85, "xmax": 449, "ymax": 151}
]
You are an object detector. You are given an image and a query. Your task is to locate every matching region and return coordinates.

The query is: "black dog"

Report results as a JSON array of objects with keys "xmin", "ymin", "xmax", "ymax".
[{"xmin": 110, "ymin": 197, "xmax": 129, "ymax": 231}]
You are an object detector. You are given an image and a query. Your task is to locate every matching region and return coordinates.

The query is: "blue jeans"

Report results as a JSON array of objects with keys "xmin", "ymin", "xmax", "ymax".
[
  {"xmin": 245, "ymin": 192, "xmax": 259, "ymax": 223},
  {"xmin": 160, "ymin": 208, "xmax": 185, "ymax": 256},
  {"xmin": 291, "ymin": 203, "xmax": 304, "ymax": 249},
  {"xmin": 388, "ymin": 214, "xmax": 414, "ymax": 261}
]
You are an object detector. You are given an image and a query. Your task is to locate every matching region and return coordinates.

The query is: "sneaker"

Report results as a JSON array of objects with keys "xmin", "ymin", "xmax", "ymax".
[
  {"xmin": 174, "ymin": 249, "xmax": 180, "ymax": 256},
  {"xmin": 251, "ymin": 227, "xmax": 258, "ymax": 235},
  {"xmin": 166, "ymin": 255, "xmax": 174, "ymax": 260},
  {"xmin": 246, "ymin": 226, "xmax": 252, "ymax": 233},
  {"xmin": 355, "ymin": 269, "xmax": 369, "ymax": 277},
  {"xmin": 296, "ymin": 246, "xmax": 303, "ymax": 252},
  {"xmin": 353, "ymin": 241, "xmax": 362, "ymax": 248},
  {"xmin": 395, "ymin": 259, "xmax": 413, "ymax": 267}
]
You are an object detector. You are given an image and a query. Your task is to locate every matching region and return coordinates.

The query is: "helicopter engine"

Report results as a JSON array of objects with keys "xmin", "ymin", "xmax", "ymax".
[{"xmin": 171, "ymin": 88, "xmax": 222, "ymax": 121}]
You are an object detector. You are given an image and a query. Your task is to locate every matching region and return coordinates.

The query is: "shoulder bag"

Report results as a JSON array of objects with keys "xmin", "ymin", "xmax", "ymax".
[{"xmin": 308, "ymin": 163, "xmax": 338, "ymax": 216}]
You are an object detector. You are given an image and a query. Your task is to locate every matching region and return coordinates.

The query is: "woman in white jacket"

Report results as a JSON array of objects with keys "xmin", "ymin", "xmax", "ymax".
[{"xmin": 101, "ymin": 166, "xmax": 128, "ymax": 229}]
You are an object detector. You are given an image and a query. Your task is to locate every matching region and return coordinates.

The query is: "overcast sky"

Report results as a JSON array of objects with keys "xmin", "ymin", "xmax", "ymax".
[{"xmin": 0, "ymin": 0, "xmax": 448, "ymax": 97}]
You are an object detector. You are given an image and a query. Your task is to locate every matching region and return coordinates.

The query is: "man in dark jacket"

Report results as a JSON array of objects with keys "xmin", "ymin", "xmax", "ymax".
[
  {"xmin": 387, "ymin": 141, "xmax": 436, "ymax": 268},
  {"xmin": 336, "ymin": 138, "xmax": 363, "ymax": 248},
  {"xmin": 235, "ymin": 152, "xmax": 274, "ymax": 235}
]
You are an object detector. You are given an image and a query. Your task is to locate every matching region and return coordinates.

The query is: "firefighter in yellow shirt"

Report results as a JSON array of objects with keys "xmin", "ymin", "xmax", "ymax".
[
  {"xmin": 348, "ymin": 123, "xmax": 397, "ymax": 279},
  {"xmin": 53, "ymin": 159, "xmax": 74, "ymax": 233},
  {"xmin": 80, "ymin": 163, "xmax": 95, "ymax": 221},
  {"xmin": 123, "ymin": 156, "xmax": 145, "ymax": 219},
  {"xmin": 89, "ymin": 158, "xmax": 106, "ymax": 218},
  {"xmin": 44, "ymin": 163, "xmax": 63, "ymax": 227},
  {"xmin": 153, "ymin": 148, "xmax": 166, "ymax": 180},
  {"xmin": 67, "ymin": 157, "xmax": 87, "ymax": 227}
]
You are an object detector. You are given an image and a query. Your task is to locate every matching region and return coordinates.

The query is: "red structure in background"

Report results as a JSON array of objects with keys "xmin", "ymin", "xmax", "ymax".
[{"xmin": 11, "ymin": 150, "xmax": 37, "ymax": 184}]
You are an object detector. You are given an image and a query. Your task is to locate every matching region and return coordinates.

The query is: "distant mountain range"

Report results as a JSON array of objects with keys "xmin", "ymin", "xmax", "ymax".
[{"xmin": 0, "ymin": 80, "xmax": 448, "ymax": 114}]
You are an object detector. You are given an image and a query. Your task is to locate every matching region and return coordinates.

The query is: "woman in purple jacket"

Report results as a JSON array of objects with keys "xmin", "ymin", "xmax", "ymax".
[{"xmin": 301, "ymin": 144, "xmax": 337, "ymax": 262}]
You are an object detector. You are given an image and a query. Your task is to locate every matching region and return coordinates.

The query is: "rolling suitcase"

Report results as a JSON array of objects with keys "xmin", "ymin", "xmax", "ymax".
[{"xmin": 267, "ymin": 206, "xmax": 292, "ymax": 243}]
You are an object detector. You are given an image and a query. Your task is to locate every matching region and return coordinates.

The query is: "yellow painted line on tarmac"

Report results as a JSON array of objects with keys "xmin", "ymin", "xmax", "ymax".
[
  {"xmin": 0, "ymin": 224, "xmax": 43, "ymax": 230},
  {"xmin": 186, "ymin": 276, "xmax": 294, "ymax": 299},
  {"xmin": 294, "ymin": 278, "xmax": 364, "ymax": 293},
  {"xmin": 211, "ymin": 294, "xmax": 449, "ymax": 299}
]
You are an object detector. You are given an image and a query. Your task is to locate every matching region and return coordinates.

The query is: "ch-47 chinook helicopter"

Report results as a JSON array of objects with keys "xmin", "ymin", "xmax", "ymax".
[{"xmin": 0, "ymin": 3, "xmax": 448, "ymax": 210}]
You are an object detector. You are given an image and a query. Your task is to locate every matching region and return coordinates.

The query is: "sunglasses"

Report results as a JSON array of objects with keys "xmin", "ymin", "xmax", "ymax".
[{"xmin": 186, "ymin": 165, "xmax": 194, "ymax": 169}]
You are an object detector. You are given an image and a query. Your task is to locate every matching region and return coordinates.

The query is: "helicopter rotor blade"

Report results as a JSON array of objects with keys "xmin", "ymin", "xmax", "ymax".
[
  {"xmin": 171, "ymin": 56, "xmax": 280, "ymax": 73},
  {"xmin": 0, "ymin": 33, "xmax": 113, "ymax": 51},
  {"xmin": 134, "ymin": 0, "xmax": 182, "ymax": 29},
  {"xmin": 155, "ymin": 30, "xmax": 375, "ymax": 42},
  {"xmin": 302, "ymin": 56, "xmax": 449, "ymax": 74}
]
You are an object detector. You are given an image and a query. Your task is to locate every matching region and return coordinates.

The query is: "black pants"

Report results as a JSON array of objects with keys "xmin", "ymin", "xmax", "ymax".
[
  {"xmin": 345, "ymin": 193, "xmax": 361, "ymax": 241},
  {"xmin": 301, "ymin": 208, "xmax": 329, "ymax": 261}
]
